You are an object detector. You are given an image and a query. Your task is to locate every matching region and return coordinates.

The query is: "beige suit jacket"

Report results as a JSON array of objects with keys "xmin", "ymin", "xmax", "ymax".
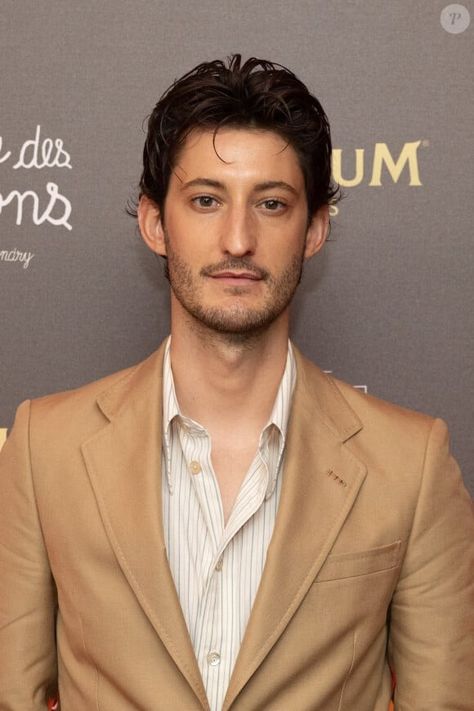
[{"xmin": 1, "ymin": 342, "xmax": 473, "ymax": 710}]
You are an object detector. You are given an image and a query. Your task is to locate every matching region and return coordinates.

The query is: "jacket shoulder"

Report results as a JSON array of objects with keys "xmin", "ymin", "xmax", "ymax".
[
  {"xmin": 330, "ymin": 374, "xmax": 446, "ymax": 475},
  {"xmin": 295, "ymin": 348, "xmax": 440, "ymax": 470},
  {"xmin": 333, "ymin": 374, "xmax": 434, "ymax": 433},
  {"xmin": 31, "ymin": 362, "xmax": 137, "ymax": 411},
  {"xmin": 24, "ymin": 356, "xmax": 151, "ymax": 443},
  {"xmin": 296, "ymin": 348, "xmax": 435, "ymax": 435}
]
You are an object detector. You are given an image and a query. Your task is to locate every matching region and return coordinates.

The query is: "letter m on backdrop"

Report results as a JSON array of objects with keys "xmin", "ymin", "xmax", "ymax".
[{"xmin": 370, "ymin": 141, "xmax": 422, "ymax": 186}]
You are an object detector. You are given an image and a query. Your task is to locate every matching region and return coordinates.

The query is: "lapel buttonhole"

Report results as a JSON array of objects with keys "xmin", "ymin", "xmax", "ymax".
[{"xmin": 326, "ymin": 469, "xmax": 348, "ymax": 488}]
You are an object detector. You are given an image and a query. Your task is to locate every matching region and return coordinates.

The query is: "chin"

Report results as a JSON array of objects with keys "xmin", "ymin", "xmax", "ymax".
[{"xmin": 189, "ymin": 304, "xmax": 285, "ymax": 337}]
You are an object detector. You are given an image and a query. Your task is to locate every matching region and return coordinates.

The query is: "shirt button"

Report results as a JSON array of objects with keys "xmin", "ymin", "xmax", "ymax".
[
  {"xmin": 189, "ymin": 460, "xmax": 201, "ymax": 475},
  {"xmin": 207, "ymin": 651, "xmax": 220, "ymax": 666},
  {"xmin": 215, "ymin": 555, "xmax": 224, "ymax": 571}
]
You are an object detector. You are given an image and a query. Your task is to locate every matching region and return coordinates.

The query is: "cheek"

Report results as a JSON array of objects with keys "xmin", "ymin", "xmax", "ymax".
[
  {"xmin": 262, "ymin": 213, "xmax": 308, "ymax": 244},
  {"xmin": 266, "ymin": 230, "xmax": 307, "ymax": 265},
  {"xmin": 165, "ymin": 213, "xmax": 217, "ymax": 257}
]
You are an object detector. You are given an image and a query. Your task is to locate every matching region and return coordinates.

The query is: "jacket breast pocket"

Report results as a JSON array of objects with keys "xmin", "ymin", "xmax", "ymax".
[{"xmin": 316, "ymin": 540, "xmax": 402, "ymax": 582}]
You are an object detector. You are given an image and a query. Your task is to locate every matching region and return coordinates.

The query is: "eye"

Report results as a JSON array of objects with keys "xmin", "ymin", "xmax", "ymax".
[
  {"xmin": 191, "ymin": 195, "xmax": 219, "ymax": 209},
  {"xmin": 259, "ymin": 198, "xmax": 287, "ymax": 212}
]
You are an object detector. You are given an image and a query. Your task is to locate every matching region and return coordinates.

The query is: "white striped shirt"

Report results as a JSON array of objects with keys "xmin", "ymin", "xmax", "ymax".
[{"xmin": 161, "ymin": 338, "xmax": 296, "ymax": 711}]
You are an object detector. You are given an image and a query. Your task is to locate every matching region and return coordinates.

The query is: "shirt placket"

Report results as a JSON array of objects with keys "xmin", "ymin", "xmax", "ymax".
[{"xmin": 179, "ymin": 423, "xmax": 228, "ymax": 708}]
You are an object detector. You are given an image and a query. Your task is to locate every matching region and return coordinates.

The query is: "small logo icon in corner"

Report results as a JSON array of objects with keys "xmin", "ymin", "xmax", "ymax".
[{"xmin": 440, "ymin": 4, "xmax": 470, "ymax": 33}]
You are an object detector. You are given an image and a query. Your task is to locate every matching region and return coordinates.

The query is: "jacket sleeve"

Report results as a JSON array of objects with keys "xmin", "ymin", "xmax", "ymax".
[
  {"xmin": 388, "ymin": 418, "xmax": 474, "ymax": 710},
  {"xmin": 0, "ymin": 400, "xmax": 58, "ymax": 710}
]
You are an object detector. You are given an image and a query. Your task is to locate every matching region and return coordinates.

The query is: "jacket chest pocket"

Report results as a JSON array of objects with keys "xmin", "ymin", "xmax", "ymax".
[
  {"xmin": 316, "ymin": 540, "xmax": 402, "ymax": 583},
  {"xmin": 297, "ymin": 540, "xmax": 403, "ymax": 647}
]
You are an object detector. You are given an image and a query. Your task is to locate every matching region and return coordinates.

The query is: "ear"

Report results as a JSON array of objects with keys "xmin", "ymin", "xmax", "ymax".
[
  {"xmin": 138, "ymin": 195, "xmax": 167, "ymax": 256},
  {"xmin": 304, "ymin": 205, "xmax": 330, "ymax": 260}
]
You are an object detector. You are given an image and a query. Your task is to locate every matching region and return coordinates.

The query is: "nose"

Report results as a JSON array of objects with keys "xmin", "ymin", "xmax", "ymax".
[{"xmin": 219, "ymin": 205, "xmax": 256, "ymax": 257}]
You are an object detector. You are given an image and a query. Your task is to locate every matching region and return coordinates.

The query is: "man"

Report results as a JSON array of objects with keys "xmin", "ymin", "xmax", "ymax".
[{"xmin": 0, "ymin": 56, "xmax": 473, "ymax": 711}]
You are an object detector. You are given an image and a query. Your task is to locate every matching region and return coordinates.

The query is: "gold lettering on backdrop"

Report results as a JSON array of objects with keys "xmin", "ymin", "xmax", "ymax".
[
  {"xmin": 369, "ymin": 141, "xmax": 422, "ymax": 186},
  {"xmin": 331, "ymin": 141, "xmax": 423, "ymax": 188},
  {"xmin": 332, "ymin": 148, "xmax": 365, "ymax": 187},
  {"xmin": 0, "ymin": 428, "xmax": 7, "ymax": 451}
]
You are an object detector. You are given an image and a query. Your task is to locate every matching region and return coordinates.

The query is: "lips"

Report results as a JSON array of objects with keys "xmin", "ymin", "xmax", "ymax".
[
  {"xmin": 201, "ymin": 261, "xmax": 268, "ymax": 282},
  {"xmin": 210, "ymin": 271, "xmax": 261, "ymax": 280}
]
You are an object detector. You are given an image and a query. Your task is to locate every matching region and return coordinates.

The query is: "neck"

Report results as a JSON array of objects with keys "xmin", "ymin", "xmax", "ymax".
[{"xmin": 169, "ymin": 303, "xmax": 290, "ymax": 434}]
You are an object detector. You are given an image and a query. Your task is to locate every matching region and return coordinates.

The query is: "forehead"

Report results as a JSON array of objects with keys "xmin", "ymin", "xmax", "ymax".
[{"xmin": 172, "ymin": 127, "xmax": 304, "ymax": 186}]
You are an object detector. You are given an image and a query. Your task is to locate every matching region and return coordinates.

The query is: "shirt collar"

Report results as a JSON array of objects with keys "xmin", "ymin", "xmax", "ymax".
[{"xmin": 162, "ymin": 336, "xmax": 296, "ymax": 496}]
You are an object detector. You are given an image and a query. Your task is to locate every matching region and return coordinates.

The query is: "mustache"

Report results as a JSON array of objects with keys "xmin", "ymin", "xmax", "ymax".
[{"xmin": 200, "ymin": 258, "xmax": 269, "ymax": 280}]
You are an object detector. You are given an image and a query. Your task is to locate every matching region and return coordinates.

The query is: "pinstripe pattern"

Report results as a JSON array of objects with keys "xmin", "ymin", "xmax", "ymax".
[{"xmin": 161, "ymin": 338, "xmax": 296, "ymax": 711}]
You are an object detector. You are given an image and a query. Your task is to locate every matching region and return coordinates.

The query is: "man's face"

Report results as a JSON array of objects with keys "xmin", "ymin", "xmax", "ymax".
[{"xmin": 140, "ymin": 127, "xmax": 327, "ymax": 336}]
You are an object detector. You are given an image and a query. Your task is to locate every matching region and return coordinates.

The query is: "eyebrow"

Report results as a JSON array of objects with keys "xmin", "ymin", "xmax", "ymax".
[{"xmin": 180, "ymin": 178, "xmax": 299, "ymax": 196}]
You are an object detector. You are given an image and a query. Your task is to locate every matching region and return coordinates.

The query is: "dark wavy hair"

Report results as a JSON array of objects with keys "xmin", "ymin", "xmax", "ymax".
[{"xmin": 130, "ymin": 54, "xmax": 340, "ymax": 218}]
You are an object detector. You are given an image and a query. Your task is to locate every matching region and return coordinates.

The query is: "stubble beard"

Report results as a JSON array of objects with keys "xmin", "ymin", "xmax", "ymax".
[{"xmin": 164, "ymin": 242, "xmax": 305, "ymax": 341}]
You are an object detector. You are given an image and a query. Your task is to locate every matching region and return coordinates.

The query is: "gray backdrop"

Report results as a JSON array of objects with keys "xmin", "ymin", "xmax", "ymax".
[{"xmin": 1, "ymin": 1, "xmax": 473, "ymax": 494}]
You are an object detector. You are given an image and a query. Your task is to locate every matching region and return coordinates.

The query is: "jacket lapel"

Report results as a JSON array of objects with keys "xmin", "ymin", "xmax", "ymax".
[
  {"xmin": 81, "ymin": 344, "xmax": 209, "ymax": 709},
  {"xmin": 224, "ymin": 348, "xmax": 367, "ymax": 709}
]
